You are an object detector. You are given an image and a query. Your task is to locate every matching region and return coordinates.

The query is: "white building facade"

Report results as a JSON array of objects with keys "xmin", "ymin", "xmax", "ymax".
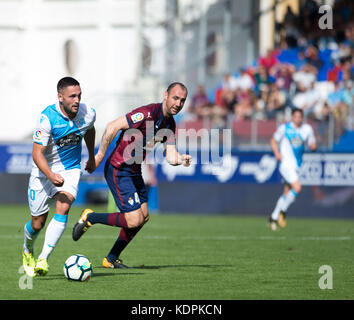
[{"xmin": 0, "ymin": 0, "xmax": 167, "ymax": 141}]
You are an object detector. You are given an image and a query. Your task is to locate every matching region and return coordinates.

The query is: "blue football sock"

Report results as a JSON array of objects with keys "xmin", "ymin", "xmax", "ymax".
[{"xmin": 87, "ymin": 213, "xmax": 109, "ymax": 225}]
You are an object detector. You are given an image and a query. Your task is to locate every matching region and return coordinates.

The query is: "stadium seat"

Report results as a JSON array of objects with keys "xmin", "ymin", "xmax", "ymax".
[{"xmin": 277, "ymin": 48, "xmax": 299, "ymax": 65}]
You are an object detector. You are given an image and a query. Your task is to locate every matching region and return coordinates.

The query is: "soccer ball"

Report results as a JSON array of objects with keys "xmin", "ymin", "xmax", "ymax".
[{"xmin": 63, "ymin": 254, "xmax": 92, "ymax": 281}]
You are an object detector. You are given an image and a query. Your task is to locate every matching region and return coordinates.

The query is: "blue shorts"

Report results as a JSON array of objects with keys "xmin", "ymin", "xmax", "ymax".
[{"xmin": 104, "ymin": 161, "xmax": 148, "ymax": 213}]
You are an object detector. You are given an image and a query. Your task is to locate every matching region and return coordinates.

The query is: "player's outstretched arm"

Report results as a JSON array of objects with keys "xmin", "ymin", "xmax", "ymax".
[
  {"xmin": 32, "ymin": 142, "xmax": 64, "ymax": 186},
  {"xmin": 84, "ymin": 126, "xmax": 96, "ymax": 173},
  {"xmin": 310, "ymin": 142, "xmax": 317, "ymax": 152},
  {"xmin": 165, "ymin": 144, "xmax": 192, "ymax": 167},
  {"xmin": 308, "ymin": 127, "xmax": 317, "ymax": 152},
  {"xmin": 270, "ymin": 137, "xmax": 282, "ymax": 162},
  {"xmin": 95, "ymin": 115, "xmax": 130, "ymax": 168}
]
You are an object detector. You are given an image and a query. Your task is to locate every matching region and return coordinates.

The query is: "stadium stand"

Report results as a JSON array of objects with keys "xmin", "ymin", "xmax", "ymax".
[{"xmin": 179, "ymin": 0, "xmax": 354, "ymax": 150}]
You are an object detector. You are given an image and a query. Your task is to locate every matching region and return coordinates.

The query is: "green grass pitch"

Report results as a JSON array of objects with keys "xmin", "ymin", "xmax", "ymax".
[{"xmin": 0, "ymin": 204, "xmax": 353, "ymax": 300}]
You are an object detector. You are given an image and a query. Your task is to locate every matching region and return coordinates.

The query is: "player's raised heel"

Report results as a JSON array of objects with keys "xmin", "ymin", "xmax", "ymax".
[
  {"xmin": 102, "ymin": 257, "xmax": 132, "ymax": 269},
  {"xmin": 72, "ymin": 209, "xmax": 93, "ymax": 241},
  {"xmin": 35, "ymin": 258, "xmax": 49, "ymax": 276},
  {"xmin": 278, "ymin": 211, "xmax": 287, "ymax": 228}
]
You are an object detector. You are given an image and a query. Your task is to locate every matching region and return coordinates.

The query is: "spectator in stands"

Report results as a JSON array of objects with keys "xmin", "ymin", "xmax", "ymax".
[
  {"xmin": 258, "ymin": 49, "xmax": 279, "ymax": 72},
  {"xmin": 293, "ymin": 81, "xmax": 321, "ymax": 118},
  {"xmin": 274, "ymin": 63, "xmax": 295, "ymax": 91},
  {"xmin": 344, "ymin": 23, "xmax": 354, "ymax": 48},
  {"xmin": 254, "ymin": 65, "xmax": 274, "ymax": 94},
  {"xmin": 327, "ymin": 80, "xmax": 352, "ymax": 138},
  {"xmin": 234, "ymin": 67, "xmax": 254, "ymax": 92},
  {"xmin": 255, "ymin": 86, "xmax": 269, "ymax": 120},
  {"xmin": 294, "ymin": 49, "xmax": 307, "ymax": 70},
  {"xmin": 187, "ymin": 84, "xmax": 210, "ymax": 120},
  {"xmin": 220, "ymin": 88, "xmax": 238, "ymax": 114},
  {"xmin": 233, "ymin": 88, "xmax": 256, "ymax": 120},
  {"xmin": 342, "ymin": 58, "xmax": 354, "ymax": 81},
  {"xmin": 293, "ymin": 63, "xmax": 316, "ymax": 90},
  {"xmin": 217, "ymin": 73, "xmax": 239, "ymax": 116},
  {"xmin": 328, "ymin": 58, "xmax": 343, "ymax": 83},
  {"xmin": 265, "ymin": 83, "xmax": 287, "ymax": 119},
  {"xmin": 211, "ymin": 103, "xmax": 229, "ymax": 130},
  {"xmin": 221, "ymin": 73, "xmax": 238, "ymax": 91},
  {"xmin": 305, "ymin": 45, "xmax": 323, "ymax": 72}
]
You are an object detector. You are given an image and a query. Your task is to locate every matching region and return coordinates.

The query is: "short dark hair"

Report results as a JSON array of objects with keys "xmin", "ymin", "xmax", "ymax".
[
  {"xmin": 57, "ymin": 77, "xmax": 80, "ymax": 93},
  {"xmin": 166, "ymin": 82, "xmax": 188, "ymax": 95},
  {"xmin": 291, "ymin": 108, "xmax": 304, "ymax": 116}
]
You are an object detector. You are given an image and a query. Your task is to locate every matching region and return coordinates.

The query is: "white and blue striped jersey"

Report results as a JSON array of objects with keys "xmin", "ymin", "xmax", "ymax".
[
  {"xmin": 273, "ymin": 121, "xmax": 316, "ymax": 168},
  {"xmin": 31, "ymin": 102, "xmax": 96, "ymax": 177}
]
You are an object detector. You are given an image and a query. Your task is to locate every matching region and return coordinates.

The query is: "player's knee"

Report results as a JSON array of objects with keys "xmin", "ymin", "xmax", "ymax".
[
  {"xmin": 293, "ymin": 185, "xmax": 302, "ymax": 194},
  {"xmin": 126, "ymin": 212, "xmax": 145, "ymax": 229},
  {"xmin": 54, "ymin": 192, "xmax": 74, "ymax": 214},
  {"xmin": 144, "ymin": 213, "xmax": 150, "ymax": 224},
  {"xmin": 32, "ymin": 218, "xmax": 46, "ymax": 231}
]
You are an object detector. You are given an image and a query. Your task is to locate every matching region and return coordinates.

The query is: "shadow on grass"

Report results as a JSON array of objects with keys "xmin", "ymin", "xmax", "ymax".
[
  {"xmin": 134, "ymin": 264, "xmax": 233, "ymax": 270},
  {"xmin": 93, "ymin": 272, "xmax": 144, "ymax": 277},
  {"xmin": 37, "ymin": 270, "xmax": 144, "ymax": 280}
]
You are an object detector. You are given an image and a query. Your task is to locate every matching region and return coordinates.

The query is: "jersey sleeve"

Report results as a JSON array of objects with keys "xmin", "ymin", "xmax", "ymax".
[
  {"xmin": 33, "ymin": 114, "xmax": 51, "ymax": 146},
  {"xmin": 87, "ymin": 106, "xmax": 96, "ymax": 129},
  {"xmin": 126, "ymin": 106, "xmax": 148, "ymax": 129},
  {"xmin": 273, "ymin": 124, "xmax": 285, "ymax": 142}
]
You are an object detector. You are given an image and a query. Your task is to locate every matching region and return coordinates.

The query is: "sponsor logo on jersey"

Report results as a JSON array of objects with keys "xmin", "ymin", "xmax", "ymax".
[
  {"xmin": 55, "ymin": 133, "xmax": 81, "ymax": 148},
  {"xmin": 131, "ymin": 112, "xmax": 144, "ymax": 123},
  {"xmin": 53, "ymin": 123, "xmax": 67, "ymax": 129}
]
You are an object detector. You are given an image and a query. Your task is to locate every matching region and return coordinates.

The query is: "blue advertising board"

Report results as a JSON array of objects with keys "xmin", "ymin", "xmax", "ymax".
[
  {"xmin": 156, "ymin": 150, "xmax": 354, "ymax": 186},
  {"xmin": 1, "ymin": 143, "xmax": 353, "ymax": 217},
  {"xmin": 1, "ymin": 144, "xmax": 354, "ymax": 186}
]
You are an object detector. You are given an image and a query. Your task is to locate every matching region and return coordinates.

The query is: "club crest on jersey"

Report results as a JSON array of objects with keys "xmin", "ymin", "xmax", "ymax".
[
  {"xmin": 128, "ymin": 197, "xmax": 134, "ymax": 206},
  {"xmin": 131, "ymin": 112, "xmax": 144, "ymax": 123},
  {"xmin": 291, "ymin": 136, "xmax": 304, "ymax": 148}
]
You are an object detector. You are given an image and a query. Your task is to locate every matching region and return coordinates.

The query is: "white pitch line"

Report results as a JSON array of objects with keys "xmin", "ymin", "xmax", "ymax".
[
  {"xmin": 0, "ymin": 234, "xmax": 351, "ymax": 241},
  {"xmin": 300, "ymin": 236, "xmax": 351, "ymax": 241}
]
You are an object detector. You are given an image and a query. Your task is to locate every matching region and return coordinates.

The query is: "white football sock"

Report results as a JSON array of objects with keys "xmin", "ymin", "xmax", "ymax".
[
  {"xmin": 281, "ymin": 189, "xmax": 298, "ymax": 212},
  {"xmin": 23, "ymin": 220, "xmax": 40, "ymax": 254},
  {"xmin": 271, "ymin": 194, "xmax": 286, "ymax": 221},
  {"xmin": 38, "ymin": 213, "xmax": 67, "ymax": 260}
]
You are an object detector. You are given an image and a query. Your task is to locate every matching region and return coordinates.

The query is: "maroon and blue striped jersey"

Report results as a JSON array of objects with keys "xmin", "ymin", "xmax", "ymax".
[{"xmin": 108, "ymin": 103, "xmax": 176, "ymax": 175}]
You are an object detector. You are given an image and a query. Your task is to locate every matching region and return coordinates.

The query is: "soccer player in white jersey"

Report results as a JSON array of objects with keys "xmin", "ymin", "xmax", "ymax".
[
  {"xmin": 22, "ymin": 77, "xmax": 96, "ymax": 277},
  {"xmin": 269, "ymin": 108, "xmax": 316, "ymax": 231}
]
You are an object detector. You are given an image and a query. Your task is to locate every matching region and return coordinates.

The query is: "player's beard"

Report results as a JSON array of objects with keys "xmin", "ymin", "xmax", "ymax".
[{"xmin": 63, "ymin": 103, "xmax": 79, "ymax": 119}]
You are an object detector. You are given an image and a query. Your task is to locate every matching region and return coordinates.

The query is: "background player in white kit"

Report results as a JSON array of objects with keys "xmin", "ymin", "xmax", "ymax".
[
  {"xmin": 269, "ymin": 108, "xmax": 317, "ymax": 231},
  {"xmin": 22, "ymin": 77, "xmax": 96, "ymax": 276}
]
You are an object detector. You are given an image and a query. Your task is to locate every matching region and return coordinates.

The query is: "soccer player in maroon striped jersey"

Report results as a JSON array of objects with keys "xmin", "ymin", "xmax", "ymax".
[{"xmin": 72, "ymin": 82, "xmax": 192, "ymax": 268}]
